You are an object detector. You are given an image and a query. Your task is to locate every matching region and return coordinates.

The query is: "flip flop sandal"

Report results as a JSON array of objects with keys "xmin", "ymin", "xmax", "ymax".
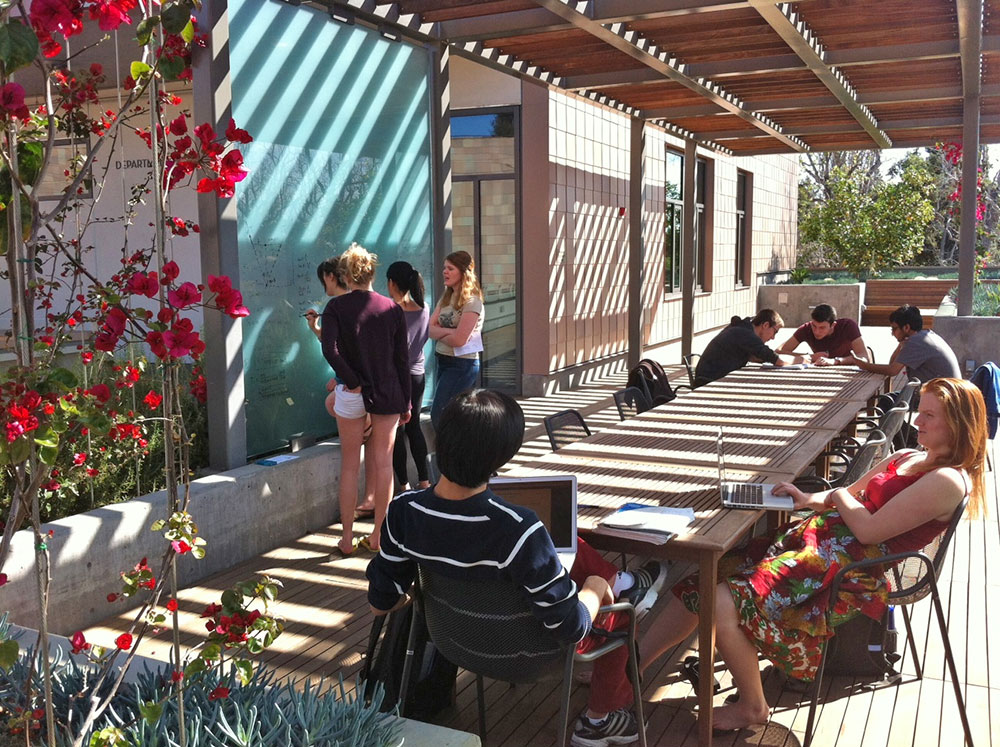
[
  {"xmin": 327, "ymin": 542, "xmax": 358, "ymax": 561},
  {"xmin": 358, "ymin": 535, "xmax": 376, "ymax": 553},
  {"xmin": 682, "ymin": 655, "xmax": 721, "ymax": 695}
]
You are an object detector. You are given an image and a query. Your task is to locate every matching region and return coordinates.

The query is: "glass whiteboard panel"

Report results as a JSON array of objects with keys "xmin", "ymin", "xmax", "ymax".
[{"xmin": 229, "ymin": 0, "xmax": 435, "ymax": 456}]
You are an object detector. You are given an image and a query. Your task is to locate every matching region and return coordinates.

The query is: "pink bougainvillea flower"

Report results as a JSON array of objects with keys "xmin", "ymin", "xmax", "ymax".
[
  {"xmin": 225, "ymin": 119, "xmax": 253, "ymax": 144},
  {"xmin": 219, "ymin": 150, "xmax": 248, "ymax": 184},
  {"xmin": 115, "ymin": 633, "xmax": 133, "ymax": 651},
  {"xmin": 168, "ymin": 113, "xmax": 187, "ymax": 136},
  {"xmin": 30, "ymin": 0, "xmax": 83, "ymax": 39},
  {"xmin": 208, "ymin": 686, "xmax": 230, "ymax": 701},
  {"xmin": 143, "ymin": 390, "xmax": 163, "ymax": 409},
  {"xmin": 103, "ymin": 307, "xmax": 128, "ymax": 336},
  {"xmin": 168, "ymin": 281, "xmax": 201, "ymax": 309},
  {"xmin": 171, "ymin": 669, "xmax": 184, "ymax": 683},
  {"xmin": 126, "ymin": 271, "xmax": 159, "ymax": 299},
  {"xmin": 70, "ymin": 630, "xmax": 90, "ymax": 655},
  {"xmin": 162, "ymin": 321, "xmax": 202, "ymax": 359},
  {"xmin": 0, "ymin": 573, "xmax": 7, "ymax": 587},
  {"xmin": 88, "ymin": 0, "xmax": 136, "ymax": 30},
  {"xmin": 88, "ymin": 384, "xmax": 111, "ymax": 403},
  {"xmin": 166, "ymin": 599, "xmax": 178, "ymax": 612},
  {"xmin": 73, "ymin": 452, "xmax": 87, "ymax": 466},
  {"xmin": 171, "ymin": 540, "xmax": 192, "ymax": 555},
  {"xmin": 0, "ymin": 83, "xmax": 30, "ymax": 121},
  {"xmin": 146, "ymin": 331, "xmax": 168, "ymax": 360},
  {"xmin": 189, "ymin": 372, "xmax": 207, "ymax": 403},
  {"xmin": 81, "ymin": 351, "xmax": 93, "ymax": 364},
  {"xmin": 200, "ymin": 602, "xmax": 222, "ymax": 619},
  {"xmin": 162, "ymin": 261, "xmax": 180, "ymax": 282}
]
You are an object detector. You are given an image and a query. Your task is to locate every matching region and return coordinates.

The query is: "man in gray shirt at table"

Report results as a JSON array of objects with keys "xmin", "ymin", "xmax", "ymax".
[{"xmin": 693, "ymin": 309, "xmax": 807, "ymax": 387}]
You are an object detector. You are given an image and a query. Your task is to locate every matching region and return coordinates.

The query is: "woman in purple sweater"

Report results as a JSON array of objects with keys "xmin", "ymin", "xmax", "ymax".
[{"xmin": 321, "ymin": 244, "xmax": 411, "ymax": 556}]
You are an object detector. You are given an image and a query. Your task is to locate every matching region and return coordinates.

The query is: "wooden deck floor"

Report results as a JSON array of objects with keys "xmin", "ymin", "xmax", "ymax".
[{"xmin": 84, "ymin": 348, "xmax": 998, "ymax": 746}]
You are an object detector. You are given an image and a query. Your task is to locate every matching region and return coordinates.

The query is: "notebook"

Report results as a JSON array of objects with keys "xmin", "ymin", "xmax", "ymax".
[
  {"xmin": 716, "ymin": 427, "xmax": 794, "ymax": 511},
  {"xmin": 489, "ymin": 475, "xmax": 578, "ymax": 569}
]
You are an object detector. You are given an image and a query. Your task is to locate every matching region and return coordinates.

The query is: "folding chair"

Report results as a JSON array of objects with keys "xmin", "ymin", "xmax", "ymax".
[
  {"xmin": 682, "ymin": 353, "xmax": 700, "ymax": 389},
  {"xmin": 544, "ymin": 409, "xmax": 592, "ymax": 451},
  {"xmin": 613, "ymin": 387, "xmax": 651, "ymax": 421},
  {"xmin": 400, "ymin": 565, "xmax": 647, "ymax": 746},
  {"xmin": 804, "ymin": 497, "xmax": 973, "ymax": 747}
]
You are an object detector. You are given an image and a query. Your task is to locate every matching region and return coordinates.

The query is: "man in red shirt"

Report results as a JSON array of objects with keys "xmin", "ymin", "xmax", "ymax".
[{"xmin": 777, "ymin": 303, "xmax": 869, "ymax": 366}]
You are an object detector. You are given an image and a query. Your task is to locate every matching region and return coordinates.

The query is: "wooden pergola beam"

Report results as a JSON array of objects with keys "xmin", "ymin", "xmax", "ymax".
[
  {"xmin": 748, "ymin": 0, "xmax": 892, "ymax": 148},
  {"xmin": 525, "ymin": 0, "xmax": 808, "ymax": 151}
]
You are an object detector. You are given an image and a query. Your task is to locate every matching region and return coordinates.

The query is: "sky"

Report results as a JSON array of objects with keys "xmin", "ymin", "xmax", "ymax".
[{"xmin": 879, "ymin": 144, "xmax": 1000, "ymax": 180}]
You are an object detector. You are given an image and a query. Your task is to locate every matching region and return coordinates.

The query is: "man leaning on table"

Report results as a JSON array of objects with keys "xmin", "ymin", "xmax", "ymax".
[
  {"xmin": 843, "ymin": 304, "xmax": 961, "ymax": 388},
  {"xmin": 776, "ymin": 303, "xmax": 869, "ymax": 366},
  {"xmin": 693, "ymin": 309, "xmax": 807, "ymax": 387}
]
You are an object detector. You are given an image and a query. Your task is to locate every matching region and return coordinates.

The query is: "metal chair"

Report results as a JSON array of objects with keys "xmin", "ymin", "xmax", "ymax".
[
  {"xmin": 613, "ymin": 387, "xmax": 651, "ymax": 421},
  {"xmin": 841, "ymin": 403, "xmax": 909, "ymax": 454},
  {"xmin": 400, "ymin": 565, "xmax": 647, "ymax": 746},
  {"xmin": 804, "ymin": 497, "xmax": 972, "ymax": 747},
  {"xmin": 794, "ymin": 429, "xmax": 888, "ymax": 492},
  {"xmin": 866, "ymin": 345, "xmax": 876, "ymax": 365},
  {"xmin": 544, "ymin": 409, "xmax": 592, "ymax": 451},
  {"xmin": 682, "ymin": 353, "xmax": 700, "ymax": 389}
]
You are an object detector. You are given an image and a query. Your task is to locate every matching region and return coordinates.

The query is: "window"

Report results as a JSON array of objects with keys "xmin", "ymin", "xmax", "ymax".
[
  {"xmin": 664, "ymin": 150, "xmax": 712, "ymax": 293},
  {"xmin": 735, "ymin": 170, "xmax": 752, "ymax": 286}
]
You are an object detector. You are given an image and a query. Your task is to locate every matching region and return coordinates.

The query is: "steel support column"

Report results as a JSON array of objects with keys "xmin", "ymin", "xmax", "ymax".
[
  {"xmin": 628, "ymin": 118, "xmax": 645, "ymax": 368},
  {"xmin": 193, "ymin": 0, "xmax": 246, "ymax": 470},
  {"xmin": 681, "ymin": 140, "xmax": 697, "ymax": 358},
  {"xmin": 957, "ymin": 95, "xmax": 981, "ymax": 315},
  {"xmin": 430, "ymin": 42, "xmax": 453, "ymax": 274}
]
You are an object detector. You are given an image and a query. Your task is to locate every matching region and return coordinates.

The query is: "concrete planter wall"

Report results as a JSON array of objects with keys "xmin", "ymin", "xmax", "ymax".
[
  {"xmin": 757, "ymin": 283, "xmax": 863, "ymax": 328},
  {"xmin": 932, "ymin": 315, "xmax": 1000, "ymax": 375},
  {"xmin": 1, "ymin": 442, "xmax": 343, "ymax": 634}
]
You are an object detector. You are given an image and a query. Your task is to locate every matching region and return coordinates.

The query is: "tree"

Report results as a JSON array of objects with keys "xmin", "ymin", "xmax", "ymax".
[{"xmin": 800, "ymin": 165, "xmax": 934, "ymax": 279}]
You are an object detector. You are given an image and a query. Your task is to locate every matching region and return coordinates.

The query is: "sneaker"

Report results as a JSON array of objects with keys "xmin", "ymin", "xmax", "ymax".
[
  {"xmin": 620, "ymin": 560, "xmax": 669, "ymax": 618},
  {"xmin": 570, "ymin": 709, "xmax": 639, "ymax": 747}
]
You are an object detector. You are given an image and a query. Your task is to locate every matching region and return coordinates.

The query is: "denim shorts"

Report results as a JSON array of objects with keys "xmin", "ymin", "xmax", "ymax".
[{"xmin": 333, "ymin": 385, "xmax": 366, "ymax": 420}]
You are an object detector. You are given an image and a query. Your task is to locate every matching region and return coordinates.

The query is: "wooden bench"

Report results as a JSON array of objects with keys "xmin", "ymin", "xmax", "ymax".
[{"xmin": 861, "ymin": 278, "xmax": 956, "ymax": 328}]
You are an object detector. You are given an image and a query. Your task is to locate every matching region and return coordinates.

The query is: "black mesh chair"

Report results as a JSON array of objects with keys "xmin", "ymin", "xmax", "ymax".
[
  {"xmin": 840, "ymin": 403, "xmax": 909, "ymax": 455},
  {"xmin": 544, "ymin": 409, "xmax": 592, "ymax": 452},
  {"xmin": 400, "ymin": 566, "xmax": 646, "ymax": 746},
  {"xmin": 682, "ymin": 353, "xmax": 700, "ymax": 389},
  {"xmin": 794, "ymin": 429, "xmax": 888, "ymax": 492},
  {"xmin": 804, "ymin": 497, "xmax": 972, "ymax": 747},
  {"xmin": 613, "ymin": 387, "xmax": 651, "ymax": 421}
]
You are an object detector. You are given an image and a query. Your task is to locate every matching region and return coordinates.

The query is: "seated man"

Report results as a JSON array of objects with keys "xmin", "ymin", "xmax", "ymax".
[
  {"xmin": 776, "ymin": 303, "xmax": 869, "ymax": 366},
  {"xmin": 845, "ymin": 304, "xmax": 960, "ymax": 396},
  {"xmin": 366, "ymin": 389, "xmax": 665, "ymax": 747},
  {"xmin": 693, "ymin": 309, "xmax": 807, "ymax": 387}
]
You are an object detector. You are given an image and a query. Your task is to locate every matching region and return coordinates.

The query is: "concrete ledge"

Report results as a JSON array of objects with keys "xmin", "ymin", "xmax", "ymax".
[
  {"xmin": 2, "ymin": 441, "xmax": 343, "ymax": 634},
  {"xmin": 933, "ymin": 315, "xmax": 1000, "ymax": 376},
  {"xmin": 757, "ymin": 283, "xmax": 863, "ymax": 328}
]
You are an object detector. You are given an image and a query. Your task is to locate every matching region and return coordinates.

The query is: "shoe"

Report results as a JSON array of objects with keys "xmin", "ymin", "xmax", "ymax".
[
  {"xmin": 620, "ymin": 560, "xmax": 669, "ymax": 618},
  {"xmin": 681, "ymin": 655, "xmax": 721, "ymax": 695},
  {"xmin": 326, "ymin": 541, "xmax": 358, "ymax": 561},
  {"xmin": 570, "ymin": 709, "xmax": 639, "ymax": 747},
  {"xmin": 358, "ymin": 535, "xmax": 376, "ymax": 553}
]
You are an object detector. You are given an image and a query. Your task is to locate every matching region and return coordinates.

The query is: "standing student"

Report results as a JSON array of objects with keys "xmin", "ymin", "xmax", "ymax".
[
  {"xmin": 305, "ymin": 257, "xmax": 377, "ymax": 518},
  {"xmin": 428, "ymin": 250, "xmax": 485, "ymax": 430},
  {"xmin": 320, "ymin": 244, "xmax": 411, "ymax": 556},
  {"xmin": 385, "ymin": 261, "xmax": 431, "ymax": 492}
]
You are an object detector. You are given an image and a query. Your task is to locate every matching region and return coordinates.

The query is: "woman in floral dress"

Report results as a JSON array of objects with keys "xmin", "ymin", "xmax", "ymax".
[{"xmin": 638, "ymin": 377, "xmax": 988, "ymax": 732}]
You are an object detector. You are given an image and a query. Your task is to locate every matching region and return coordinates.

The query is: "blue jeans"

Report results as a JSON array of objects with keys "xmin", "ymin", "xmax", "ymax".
[{"xmin": 431, "ymin": 353, "xmax": 480, "ymax": 431}]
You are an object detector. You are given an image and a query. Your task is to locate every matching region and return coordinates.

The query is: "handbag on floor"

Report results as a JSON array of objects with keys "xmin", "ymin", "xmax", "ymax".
[{"xmin": 823, "ymin": 607, "xmax": 898, "ymax": 679}]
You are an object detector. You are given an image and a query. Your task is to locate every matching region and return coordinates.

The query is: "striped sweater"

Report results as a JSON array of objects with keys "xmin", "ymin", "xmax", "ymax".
[{"xmin": 366, "ymin": 486, "xmax": 591, "ymax": 644}]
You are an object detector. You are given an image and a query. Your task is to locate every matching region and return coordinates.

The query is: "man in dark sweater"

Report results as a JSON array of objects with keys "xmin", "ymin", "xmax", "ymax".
[
  {"xmin": 367, "ymin": 389, "xmax": 664, "ymax": 747},
  {"xmin": 693, "ymin": 309, "xmax": 807, "ymax": 386}
]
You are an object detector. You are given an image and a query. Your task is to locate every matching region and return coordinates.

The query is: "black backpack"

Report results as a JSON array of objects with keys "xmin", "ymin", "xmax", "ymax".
[
  {"xmin": 361, "ymin": 604, "xmax": 458, "ymax": 719},
  {"xmin": 823, "ymin": 606, "xmax": 899, "ymax": 679},
  {"xmin": 627, "ymin": 358, "xmax": 677, "ymax": 407}
]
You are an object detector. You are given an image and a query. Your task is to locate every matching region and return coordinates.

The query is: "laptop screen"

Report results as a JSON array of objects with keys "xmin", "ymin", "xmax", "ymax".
[{"xmin": 488, "ymin": 475, "xmax": 578, "ymax": 553}]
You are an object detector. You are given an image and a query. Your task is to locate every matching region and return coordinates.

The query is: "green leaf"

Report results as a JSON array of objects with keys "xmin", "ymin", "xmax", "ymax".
[
  {"xmin": 130, "ymin": 61, "xmax": 151, "ymax": 82},
  {"xmin": 0, "ymin": 21, "xmax": 39, "ymax": 74},
  {"xmin": 135, "ymin": 15, "xmax": 159, "ymax": 46},
  {"xmin": 0, "ymin": 639, "xmax": 19, "ymax": 670},
  {"xmin": 33, "ymin": 428, "xmax": 57, "ymax": 448},
  {"xmin": 161, "ymin": 3, "xmax": 191, "ymax": 34},
  {"xmin": 184, "ymin": 657, "xmax": 206, "ymax": 676},
  {"xmin": 150, "ymin": 519, "xmax": 166, "ymax": 531},
  {"xmin": 191, "ymin": 546, "xmax": 206, "ymax": 560},
  {"xmin": 220, "ymin": 589, "xmax": 239, "ymax": 610},
  {"xmin": 245, "ymin": 637, "xmax": 263, "ymax": 655},
  {"xmin": 46, "ymin": 367, "xmax": 78, "ymax": 389},
  {"xmin": 38, "ymin": 444, "xmax": 58, "ymax": 466},
  {"xmin": 180, "ymin": 19, "xmax": 195, "ymax": 43},
  {"xmin": 202, "ymin": 643, "xmax": 221, "ymax": 661},
  {"xmin": 139, "ymin": 701, "xmax": 163, "ymax": 724},
  {"xmin": 9, "ymin": 437, "xmax": 28, "ymax": 465},
  {"xmin": 158, "ymin": 56, "xmax": 186, "ymax": 82},
  {"xmin": 234, "ymin": 659, "xmax": 253, "ymax": 686},
  {"xmin": 262, "ymin": 583, "xmax": 277, "ymax": 602}
]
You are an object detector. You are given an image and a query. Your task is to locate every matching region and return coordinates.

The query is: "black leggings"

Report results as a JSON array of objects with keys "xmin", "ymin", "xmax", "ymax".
[{"xmin": 393, "ymin": 373, "xmax": 429, "ymax": 485}]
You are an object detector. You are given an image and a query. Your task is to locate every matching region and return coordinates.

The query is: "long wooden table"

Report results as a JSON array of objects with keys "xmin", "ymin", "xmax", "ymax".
[{"xmin": 510, "ymin": 365, "xmax": 885, "ymax": 745}]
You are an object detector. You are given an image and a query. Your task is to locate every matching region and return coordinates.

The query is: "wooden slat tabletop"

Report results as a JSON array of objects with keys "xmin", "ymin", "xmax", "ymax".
[
  {"xmin": 630, "ymin": 398, "xmax": 850, "ymax": 430},
  {"xmin": 695, "ymin": 374, "xmax": 880, "ymax": 403}
]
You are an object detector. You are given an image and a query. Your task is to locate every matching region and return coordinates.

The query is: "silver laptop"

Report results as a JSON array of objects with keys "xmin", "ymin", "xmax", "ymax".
[
  {"xmin": 716, "ymin": 428, "xmax": 794, "ymax": 511},
  {"xmin": 489, "ymin": 475, "xmax": 578, "ymax": 570}
]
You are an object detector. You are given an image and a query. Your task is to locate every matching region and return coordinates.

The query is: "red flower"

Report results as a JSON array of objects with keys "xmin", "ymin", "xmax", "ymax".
[
  {"xmin": 166, "ymin": 598, "xmax": 178, "ymax": 612},
  {"xmin": 127, "ymin": 271, "xmax": 159, "ymax": 298},
  {"xmin": 162, "ymin": 260, "xmax": 180, "ymax": 282},
  {"xmin": 0, "ymin": 573, "xmax": 7, "ymax": 587},
  {"xmin": 81, "ymin": 352, "xmax": 93, "ymax": 364},
  {"xmin": 219, "ymin": 150, "xmax": 248, "ymax": 184},
  {"xmin": 189, "ymin": 373, "xmax": 207, "ymax": 403},
  {"xmin": 143, "ymin": 390, "xmax": 163, "ymax": 409},
  {"xmin": 225, "ymin": 119, "xmax": 253, "ymax": 144},
  {"xmin": 168, "ymin": 114, "xmax": 187, "ymax": 136},
  {"xmin": 70, "ymin": 630, "xmax": 90, "ymax": 655},
  {"xmin": 168, "ymin": 281, "xmax": 202, "ymax": 309},
  {"xmin": 86, "ymin": 467, "xmax": 99, "ymax": 477},
  {"xmin": 146, "ymin": 330, "xmax": 168, "ymax": 360},
  {"xmin": 171, "ymin": 540, "xmax": 192, "ymax": 554},
  {"xmin": 107, "ymin": 593, "xmax": 118, "ymax": 602},
  {"xmin": 88, "ymin": 384, "xmax": 111, "ymax": 403},
  {"xmin": 208, "ymin": 686, "xmax": 229, "ymax": 701},
  {"xmin": 0, "ymin": 83, "xmax": 30, "ymax": 121},
  {"xmin": 73, "ymin": 452, "xmax": 87, "ymax": 466},
  {"xmin": 88, "ymin": 0, "xmax": 136, "ymax": 30},
  {"xmin": 115, "ymin": 632, "xmax": 133, "ymax": 651},
  {"xmin": 200, "ymin": 602, "xmax": 222, "ymax": 619},
  {"xmin": 30, "ymin": 0, "xmax": 83, "ymax": 39},
  {"xmin": 171, "ymin": 670, "xmax": 184, "ymax": 683}
]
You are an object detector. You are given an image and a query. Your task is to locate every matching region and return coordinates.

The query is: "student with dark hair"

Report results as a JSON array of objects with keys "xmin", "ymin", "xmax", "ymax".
[
  {"xmin": 366, "ymin": 389, "xmax": 666, "ymax": 747},
  {"xmin": 385, "ymin": 261, "xmax": 431, "ymax": 492},
  {"xmin": 846, "ymin": 304, "xmax": 960, "ymax": 392},
  {"xmin": 777, "ymin": 303, "xmax": 869, "ymax": 365},
  {"xmin": 693, "ymin": 309, "xmax": 807, "ymax": 386}
]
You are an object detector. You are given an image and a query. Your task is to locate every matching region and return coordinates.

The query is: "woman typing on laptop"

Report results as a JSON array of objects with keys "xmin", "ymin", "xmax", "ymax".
[{"xmin": 637, "ymin": 377, "xmax": 988, "ymax": 732}]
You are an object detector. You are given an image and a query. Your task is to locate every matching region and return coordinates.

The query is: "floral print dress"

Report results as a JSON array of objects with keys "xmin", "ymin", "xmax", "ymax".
[{"xmin": 673, "ymin": 456, "xmax": 947, "ymax": 682}]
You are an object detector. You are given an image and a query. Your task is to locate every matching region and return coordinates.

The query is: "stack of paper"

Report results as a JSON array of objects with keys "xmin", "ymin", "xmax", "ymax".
[{"xmin": 595, "ymin": 506, "xmax": 695, "ymax": 545}]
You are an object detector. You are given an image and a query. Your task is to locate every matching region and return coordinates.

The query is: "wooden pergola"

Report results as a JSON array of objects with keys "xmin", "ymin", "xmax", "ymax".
[{"xmin": 316, "ymin": 0, "xmax": 992, "ymax": 318}]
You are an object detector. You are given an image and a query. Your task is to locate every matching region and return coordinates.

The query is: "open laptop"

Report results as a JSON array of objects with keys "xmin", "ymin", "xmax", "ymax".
[
  {"xmin": 716, "ymin": 428, "xmax": 794, "ymax": 511},
  {"xmin": 489, "ymin": 475, "xmax": 577, "ymax": 570}
]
